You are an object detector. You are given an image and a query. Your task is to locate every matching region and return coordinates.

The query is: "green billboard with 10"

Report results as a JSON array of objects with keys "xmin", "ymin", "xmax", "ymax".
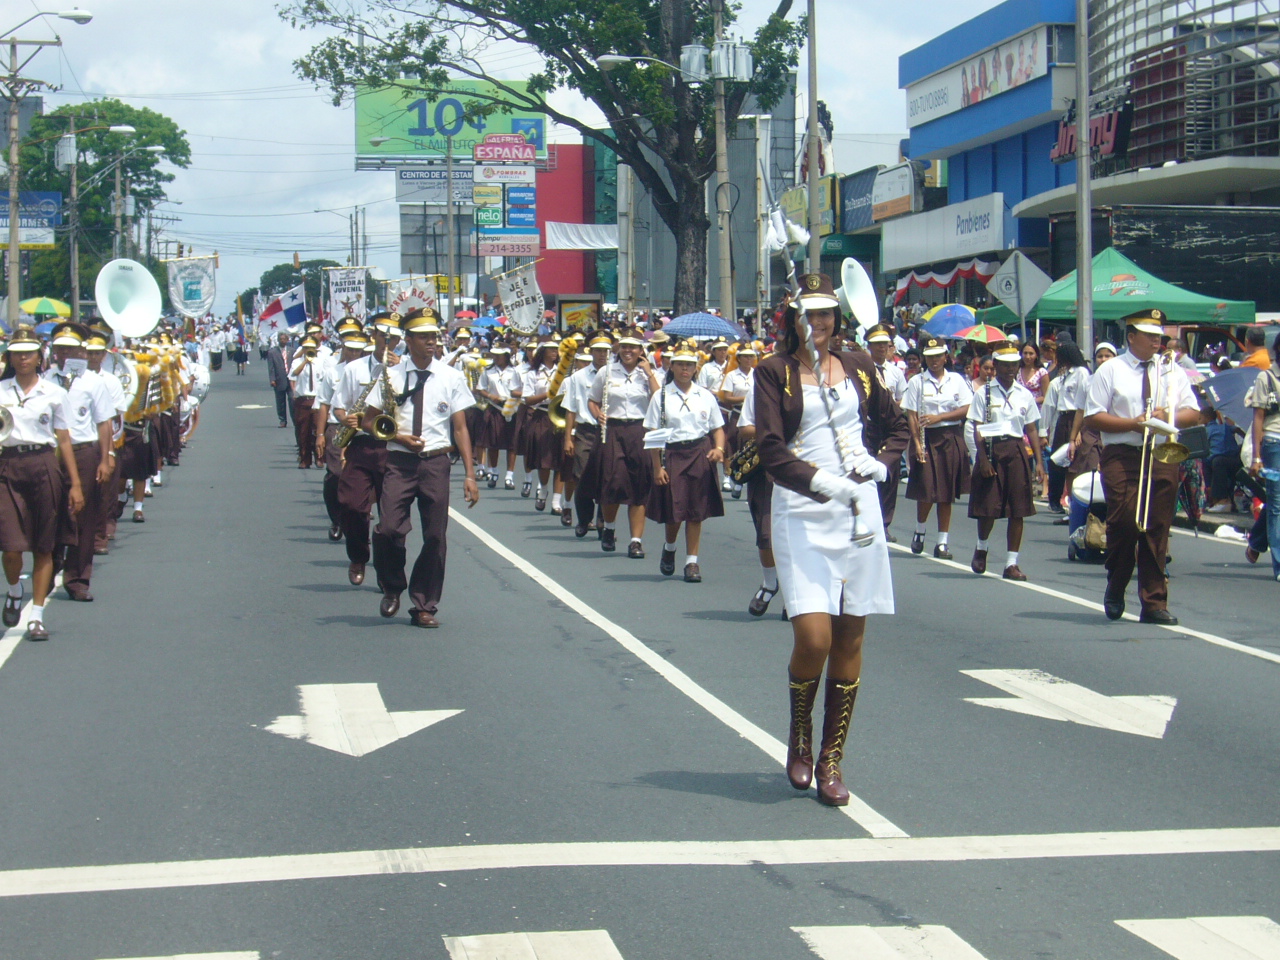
[{"xmin": 355, "ymin": 80, "xmax": 546, "ymax": 159}]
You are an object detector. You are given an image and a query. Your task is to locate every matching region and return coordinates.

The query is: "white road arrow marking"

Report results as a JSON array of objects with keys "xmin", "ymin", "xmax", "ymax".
[
  {"xmin": 1118, "ymin": 916, "xmax": 1280, "ymax": 958},
  {"xmin": 794, "ymin": 924, "xmax": 990, "ymax": 959},
  {"xmin": 443, "ymin": 930, "xmax": 626, "ymax": 960},
  {"xmin": 962, "ymin": 669, "xmax": 1177, "ymax": 739},
  {"xmin": 100, "ymin": 954, "xmax": 259, "ymax": 960},
  {"xmin": 265, "ymin": 683, "xmax": 461, "ymax": 757},
  {"xmin": 234, "ymin": 404, "xmax": 269, "ymax": 410}
]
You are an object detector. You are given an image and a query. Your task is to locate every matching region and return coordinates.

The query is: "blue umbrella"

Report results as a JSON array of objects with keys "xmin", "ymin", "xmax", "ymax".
[
  {"xmin": 663, "ymin": 312, "xmax": 746, "ymax": 341},
  {"xmin": 34, "ymin": 320, "xmax": 58, "ymax": 337},
  {"xmin": 921, "ymin": 304, "xmax": 978, "ymax": 338},
  {"xmin": 470, "ymin": 315, "xmax": 500, "ymax": 328},
  {"xmin": 1200, "ymin": 367, "xmax": 1263, "ymax": 429}
]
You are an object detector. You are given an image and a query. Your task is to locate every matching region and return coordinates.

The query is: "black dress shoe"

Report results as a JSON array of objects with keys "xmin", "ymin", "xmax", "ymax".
[
  {"xmin": 885, "ymin": 532, "xmax": 898, "ymax": 544},
  {"xmin": 560, "ymin": 507, "xmax": 573, "ymax": 527},
  {"xmin": 1139, "ymin": 608, "xmax": 1179, "ymax": 625},
  {"xmin": 627, "ymin": 541, "xmax": 645, "ymax": 559},
  {"xmin": 25, "ymin": 620, "xmax": 49, "ymax": 641},
  {"xmin": 574, "ymin": 521, "xmax": 589, "ymax": 538},
  {"xmin": 971, "ymin": 549, "xmax": 988, "ymax": 575},
  {"xmin": 410, "ymin": 610, "xmax": 440, "ymax": 628},
  {"xmin": 748, "ymin": 585, "xmax": 778, "ymax": 617},
  {"xmin": 933, "ymin": 544, "xmax": 953, "ymax": 560},
  {"xmin": 601, "ymin": 528, "xmax": 616, "ymax": 552},
  {"xmin": 659, "ymin": 549, "xmax": 676, "ymax": 576},
  {"xmin": 535, "ymin": 496, "xmax": 547, "ymax": 511},
  {"xmin": 521, "ymin": 481, "xmax": 532, "ymax": 498},
  {"xmin": 328, "ymin": 524, "xmax": 343, "ymax": 541},
  {"xmin": 64, "ymin": 586, "xmax": 93, "ymax": 602},
  {"xmin": 910, "ymin": 532, "xmax": 924, "ymax": 554},
  {"xmin": 3, "ymin": 593, "xmax": 21, "ymax": 627},
  {"xmin": 683, "ymin": 562, "xmax": 701, "ymax": 583},
  {"xmin": 1103, "ymin": 583, "xmax": 1126, "ymax": 621},
  {"xmin": 487, "ymin": 475, "xmax": 498, "ymax": 489},
  {"xmin": 348, "ymin": 563, "xmax": 365, "ymax": 586},
  {"xmin": 379, "ymin": 593, "xmax": 401, "ymax": 618},
  {"xmin": 504, "ymin": 477, "xmax": 515, "ymax": 490}
]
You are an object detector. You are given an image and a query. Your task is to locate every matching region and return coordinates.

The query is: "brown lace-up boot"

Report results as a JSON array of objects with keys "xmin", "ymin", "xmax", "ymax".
[
  {"xmin": 815, "ymin": 677, "xmax": 860, "ymax": 806},
  {"xmin": 786, "ymin": 672, "xmax": 821, "ymax": 790}
]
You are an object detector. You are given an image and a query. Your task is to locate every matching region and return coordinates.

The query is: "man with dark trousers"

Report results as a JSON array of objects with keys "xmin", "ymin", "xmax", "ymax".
[
  {"xmin": 266, "ymin": 332, "xmax": 292, "ymax": 428},
  {"xmin": 364, "ymin": 308, "xmax": 479, "ymax": 628},
  {"xmin": 1084, "ymin": 309, "xmax": 1201, "ymax": 625}
]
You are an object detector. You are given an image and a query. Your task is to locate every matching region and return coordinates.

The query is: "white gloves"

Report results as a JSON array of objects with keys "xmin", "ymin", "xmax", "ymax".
[
  {"xmin": 851, "ymin": 454, "xmax": 888, "ymax": 484},
  {"xmin": 810, "ymin": 468, "xmax": 860, "ymax": 505}
]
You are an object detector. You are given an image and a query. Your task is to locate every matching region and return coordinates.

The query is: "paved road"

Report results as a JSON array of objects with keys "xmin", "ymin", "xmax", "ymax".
[{"xmin": 1, "ymin": 372, "xmax": 1276, "ymax": 960}]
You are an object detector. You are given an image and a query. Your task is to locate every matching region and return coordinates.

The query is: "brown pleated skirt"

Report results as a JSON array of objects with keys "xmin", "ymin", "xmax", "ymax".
[
  {"xmin": 906, "ymin": 424, "xmax": 971, "ymax": 503},
  {"xmin": 522, "ymin": 408, "xmax": 563, "ymax": 472},
  {"xmin": 968, "ymin": 437, "xmax": 1037, "ymax": 519},
  {"xmin": 0, "ymin": 448, "xmax": 63, "ymax": 554},
  {"xmin": 647, "ymin": 436, "xmax": 725, "ymax": 524},
  {"xmin": 481, "ymin": 405, "xmax": 516, "ymax": 451},
  {"xmin": 578, "ymin": 420, "xmax": 652, "ymax": 506}
]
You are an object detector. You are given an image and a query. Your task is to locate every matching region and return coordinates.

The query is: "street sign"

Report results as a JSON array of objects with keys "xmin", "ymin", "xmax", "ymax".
[
  {"xmin": 472, "ymin": 183, "xmax": 503, "ymax": 205},
  {"xmin": 0, "ymin": 190, "xmax": 62, "ymax": 250},
  {"xmin": 986, "ymin": 251, "xmax": 1052, "ymax": 322},
  {"xmin": 395, "ymin": 167, "xmax": 472, "ymax": 204},
  {"xmin": 474, "ymin": 133, "xmax": 536, "ymax": 163},
  {"xmin": 475, "ymin": 228, "xmax": 540, "ymax": 257},
  {"xmin": 506, "ymin": 206, "xmax": 537, "ymax": 228},
  {"xmin": 427, "ymin": 274, "xmax": 463, "ymax": 294},
  {"xmin": 475, "ymin": 207, "xmax": 503, "ymax": 226},
  {"xmin": 473, "ymin": 164, "xmax": 536, "ymax": 185}
]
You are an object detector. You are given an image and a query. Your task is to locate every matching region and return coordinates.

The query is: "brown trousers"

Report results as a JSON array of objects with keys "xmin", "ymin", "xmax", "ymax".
[
  {"xmin": 293, "ymin": 396, "xmax": 317, "ymax": 467},
  {"xmin": 59, "ymin": 444, "xmax": 105, "ymax": 589},
  {"xmin": 373, "ymin": 451, "xmax": 452, "ymax": 613},
  {"xmin": 96, "ymin": 457, "xmax": 123, "ymax": 551},
  {"xmin": 338, "ymin": 438, "xmax": 386, "ymax": 565},
  {"xmin": 1100, "ymin": 444, "xmax": 1180, "ymax": 612},
  {"xmin": 321, "ymin": 423, "xmax": 342, "ymax": 527}
]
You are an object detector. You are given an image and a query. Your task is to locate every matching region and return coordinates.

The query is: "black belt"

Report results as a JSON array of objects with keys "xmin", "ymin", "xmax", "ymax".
[
  {"xmin": 389, "ymin": 447, "xmax": 453, "ymax": 461},
  {"xmin": 609, "ymin": 417, "xmax": 643, "ymax": 425},
  {"xmin": 925, "ymin": 423, "xmax": 964, "ymax": 434},
  {"xmin": 1, "ymin": 444, "xmax": 53, "ymax": 456},
  {"xmin": 575, "ymin": 422, "xmax": 600, "ymax": 435},
  {"xmin": 666, "ymin": 436, "xmax": 709, "ymax": 450}
]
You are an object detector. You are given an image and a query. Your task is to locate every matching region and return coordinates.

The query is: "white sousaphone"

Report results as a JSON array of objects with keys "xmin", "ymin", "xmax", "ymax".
[
  {"xmin": 95, "ymin": 258, "xmax": 163, "ymax": 340},
  {"xmin": 834, "ymin": 257, "xmax": 880, "ymax": 331}
]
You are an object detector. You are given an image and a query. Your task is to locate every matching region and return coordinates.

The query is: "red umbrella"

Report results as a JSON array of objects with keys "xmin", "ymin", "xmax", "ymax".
[
  {"xmin": 544, "ymin": 310, "xmax": 555, "ymax": 319},
  {"xmin": 955, "ymin": 324, "xmax": 1008, "ymax": 344},
  {"xmin": 455, "ymin": 309, "xmax": 478, "ymax": 319}
]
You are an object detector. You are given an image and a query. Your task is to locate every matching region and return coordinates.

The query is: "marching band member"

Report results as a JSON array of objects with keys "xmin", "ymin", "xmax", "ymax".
[
  {"xmin": 554, "ymin": 348, "xmax": 592, "ymax": 527},
  {"xmin": 564, "ymin": 334, "xmax": 612, "ymax": 537},
  {"xmin": 718, "ymin": 345, "xmax": 756, "ymax": 499},
  {"xmin": 586, "ymin": 329, "xmax": 660, "ymax": 557},
  {"xmin": 477, "ymin": 345, "xmax": 520, "ymax": 489},
  {"xmin": 967, "ymin": 345, "xmax": 1045, "ymax": 581},
  {"xmin": 333, "ymin": 313, "xmax": 398, "ymax": 586},
  {"xmin": 753, "ymin": 274, "xmax": 909, "ymax": 807},
  {"xmin": 84, "ymin": 330, "xmax": 128, "ymax": 555},
  {"xmin": 314, "ymin": 325, "xmax": 367, "ymax": 540},
  {"xmin": 511, "ymin": 340, "xmax": 533, "ymax": 497},
  {"xmin": 520, "ymin": 342, "xmax": 563, "ymax": 512},
  {"xmin": 735, "ymin": 366, "xmax": 780, "ymax": 617},
  {"xmin": 696, "ymin": 340, "xmax": 729, "ymax": 390},
  {"xmin": 288, "ymin": 336, "xmax": 322, "ymax": 469},
  {"xmin": 0, "ymin": 327, "xmax": 84, "ymax": 641},
  {"xmin": 1084, "ymin": 309, "xmax": 1200, "ymax": 625},
  {"xmin": 43, "ymin": 323, "xmax": 116, "ymax": 602},
  {"xmin": 902, "ymin": 336, "xmax": 972, "ymax": 558},
  {"xmin": 644, "ymin": 340, "xmax": 725, "ymax": 582},
  {"xmin": 365, "ymin": 309, "xmax": 479, "ymax": 628},
  {"xmin": 865, "ymin": 323, "xmax": 907, "ymax": 540}
]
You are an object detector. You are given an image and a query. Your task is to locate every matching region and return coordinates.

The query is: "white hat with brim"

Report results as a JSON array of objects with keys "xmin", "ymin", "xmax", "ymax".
[{"xmin": 1094, "ymin": 341, "xmax": 1117, "ymax": 356}]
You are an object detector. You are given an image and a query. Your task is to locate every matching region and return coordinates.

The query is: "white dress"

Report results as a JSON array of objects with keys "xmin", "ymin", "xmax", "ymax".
[{"xmin": 771, "ymin": 380, "xmax": 895, "ymax": 617}]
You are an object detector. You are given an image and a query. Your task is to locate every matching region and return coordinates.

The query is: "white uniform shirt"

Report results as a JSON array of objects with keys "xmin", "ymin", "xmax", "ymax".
[
  {"xmin": 720, "ymin": 367, "xmax": 753, "ymax": 403},
  {"xmin": 288, "ymin": 356, "xmax": 321, "ymax": 398},
  {"xmin": 520, "ymin": 366, "xmax": 552, "ymax": 411},
  {"xmin": 588, "ymin": 361, "xmax": 654, "ymax": 420},
  {"xmin": 315, "ymin": 358, "xmax": 349, "ymax": 424},
  {"xmin": 41, "ymin": 369, "xmax": 115, "ymax": 445},
  {"xmin": 335, "ymin": 354, "xmax": 378, "ymax": 412},
  {"xmin": 1056, "ymin": 365, "xmax": 1092, "ymax": 411},
  {"xmin": 479, "ymin": 363, "xmax": 520, "ymax": 401},
  {"xmin": 874, "ymin": 361, "xmax": 908, "ymax": 403},
  {"xmin": 644, "ymin": 383, "xmax": 725, "ymax": 443},
  {"xmin": 374, "ymin": 358, "xmax": 474, "ymax": 454},
  {"xmin": 696, "ymin": 359, "xmax": 727, "ymax": 391},
  {"xmin": 902, "ymin": 369, "xmax": 973, "ymax": 419},
  {"xmin": 1085, "ymin": 351, "xmax": 1199, "ymax": 447},
  {"xmin": 967, "ymin": 379, "xmax": 1040, "ymax": 439},
  {"xmin": 737, "ymin": 372, "xmax": 758, "ymax": 429},
  {"xmin": 564, "ymin": 363, "xmax": 603, "ymax": 427},
  {"xmin": 1, "ymin": 378, "xmax": 70, "ymax": 447}
]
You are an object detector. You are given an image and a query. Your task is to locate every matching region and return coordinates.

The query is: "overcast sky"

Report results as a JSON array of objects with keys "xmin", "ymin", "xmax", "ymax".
[{"xmin": 23, "ymin": 0, "xmax": 993, "ymax": 313}]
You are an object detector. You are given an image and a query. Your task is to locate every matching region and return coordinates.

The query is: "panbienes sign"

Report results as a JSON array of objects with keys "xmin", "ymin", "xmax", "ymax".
[
  {"xmin": 905, "ymin": 26, "xmax": 1048, "ymax": 128},
  {"xmin": 495, "ymin": 263, "xmax": 543, "ymax": 334},
  {"xmin": 881, "ymin": 193, "xmax": 1005, "ymax": 272},
  {"xmin": 165, "ymin": 257, "xmax": 217, "ymax": 319},
  {"xmin": 356, "ymin": 80, "xmax": 546, "ymax": 160}
]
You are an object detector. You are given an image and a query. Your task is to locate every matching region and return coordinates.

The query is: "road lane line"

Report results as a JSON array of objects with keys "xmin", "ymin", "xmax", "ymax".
[
  {"xmin": 888, "ymin": 544, "xmax": 1280, "ymax": 666},
  {"xmin": 3, "ymin": 826, "xmax": 1277, "ymax": 899},
  {"xmin": 1117, "ymin": 916, "xmax": 1280, "ymax": 958},
  {"xmin": 794, "ymin": 924, "xmax": 990, "ymax": 959},
  {"xmin": 100, "ymin": 954, "xmax": 260, "ymax": 960},
  {"xmin": 449, "ymin": 508, "xmax": 907, "ymax": 839},
  {"xmin": 443, "ymin": 930, "xmax": 626, "ymax": 960}
]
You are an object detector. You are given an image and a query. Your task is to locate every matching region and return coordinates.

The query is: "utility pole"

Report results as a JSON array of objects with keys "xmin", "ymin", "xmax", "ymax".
[
  {"xmin": 712, "ymin": 0, "xmax": 735, "ymax": 321},
  {"xmin": 1074, "ymin": 0, "xmax": 1094, "ymax": 350},
  {"xmin": 445, "ymin": 135, "xmax": 456, "ymax": 323},
  {"xmin": 804, "ymin": 0, "xmax": 822, "ymax": 271},
  {"xmin": 67, "ymin": 119, "xmax": 80, "ymax": 323},
  {"xmin": 113, "ymin": 161, "xmax": 123, "ymax": 259}
]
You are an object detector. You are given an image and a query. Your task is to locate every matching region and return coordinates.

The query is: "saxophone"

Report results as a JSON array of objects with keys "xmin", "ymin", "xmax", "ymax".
[{"xmin": 335, "ymin": 349, "xmax": 397, "ymax": 447}]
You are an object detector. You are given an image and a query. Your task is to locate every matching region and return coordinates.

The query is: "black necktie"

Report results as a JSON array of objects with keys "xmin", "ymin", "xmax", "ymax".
[
  {"xmin": 406, "ymin": 369, "xmax": 430, "ymax": 437},
  {"xmin": 1141, "ymin": 360, "xmax": 1152, "ymax": 406}
]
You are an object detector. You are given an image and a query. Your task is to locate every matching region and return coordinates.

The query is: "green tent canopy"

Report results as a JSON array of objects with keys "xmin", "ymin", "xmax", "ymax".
[{"xmin": 975, "ymin": 248, "xmax": 1254, "ymax": 327}]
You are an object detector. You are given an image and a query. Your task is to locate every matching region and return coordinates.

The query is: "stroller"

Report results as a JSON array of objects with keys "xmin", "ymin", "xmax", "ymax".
[{"xmin": 1067, "ymin": 471, "xmax": 1108, "ymax": 563}]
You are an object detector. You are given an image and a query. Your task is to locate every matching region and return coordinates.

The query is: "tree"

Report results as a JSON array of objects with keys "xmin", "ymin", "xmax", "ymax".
[
  {"xmin": 280, "ymin": 0, "xmax": 803, "ymax": 315},
  {"xmin": 18, "ymin": 100, "xmax": 191, "ymax": 303}
]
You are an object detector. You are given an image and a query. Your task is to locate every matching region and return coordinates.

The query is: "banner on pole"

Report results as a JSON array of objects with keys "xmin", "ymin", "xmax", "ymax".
[
  {"xmin": 166, "ymin": 256, "xmax": 217, "ymax": 319},
  {"xmin": 326, "ymin": 267, "xmax": 369, "ymax": 323},
  {"xmin": 387, "ymin": 277, "xmax": 439, "ymax": 317},
  {"xmin": 495, "ymin": 263, "xmax": 543, "ymax": 335}
]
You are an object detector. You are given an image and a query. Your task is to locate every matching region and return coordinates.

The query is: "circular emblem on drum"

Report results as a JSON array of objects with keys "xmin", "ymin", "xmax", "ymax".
[
  {"xmin": 436, "ymin": 401, "xmax": 449, "ymax": 414},
  {"xmin": 806, "ymin": 275, "xmax": 821, "ymax": 290}
]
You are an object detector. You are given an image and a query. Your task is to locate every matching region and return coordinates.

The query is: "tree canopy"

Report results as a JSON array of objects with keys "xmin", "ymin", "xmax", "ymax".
[{"xmin": 281, "ymin": 0, "xmax": 804, "ymax": 314}]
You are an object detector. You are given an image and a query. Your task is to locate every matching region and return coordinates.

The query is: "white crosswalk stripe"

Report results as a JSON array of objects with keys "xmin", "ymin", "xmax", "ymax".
[
  {"xmin": 793, "ymin": 924, "xmax": 990, "ymax": 959},
  {"xmin": 99, "ymin": 954, "xmax": 259, "ymax": 960},
  {"xmin": 1117, "ymin": 916, "xmax": 1280, "ymax": 958},
  {"xmin": 443, "ymin": 930, "xmax": 626, "ymax": 960}
]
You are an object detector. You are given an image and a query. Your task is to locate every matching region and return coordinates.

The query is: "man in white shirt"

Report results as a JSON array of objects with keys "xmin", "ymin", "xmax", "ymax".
[
  {"xmin": 1084, "ymin": 309, "xmax": 1201, "ymax": 625},
  {"xmin": 865, "ymin": 324, "xmax": 908, "ymax": 539},
  {"xmin": 563, "ymin": 334, "xmax": 612, "ymax": 536},
  {"xmin": 288, "ymin": 337, "xmax": 322, "ymax": 469},
  {"xmin": 364, "ymin": 309, "xmax": 479, "ymax": 628},
  {"xmin": 966, "ymin": 346, "xmax": 1045, "ymax": 581},
  {"xmin": 314, "ymin": 323, "xmax": 367, "ymax": 540},
  {"xmin": 44, "ymin": 323, "xmax": 116, "ymax": 602}
]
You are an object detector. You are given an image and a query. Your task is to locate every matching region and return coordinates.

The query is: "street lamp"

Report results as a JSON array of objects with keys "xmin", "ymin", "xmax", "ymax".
[{"xmin": 4, "ymin": 9, "xmax": 92, "ymax": 325}]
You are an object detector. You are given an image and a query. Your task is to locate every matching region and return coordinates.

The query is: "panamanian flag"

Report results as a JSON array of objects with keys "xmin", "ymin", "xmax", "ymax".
[{"xmin": 257, "ymin": 283, "xmax": 308, "ymax": 340}]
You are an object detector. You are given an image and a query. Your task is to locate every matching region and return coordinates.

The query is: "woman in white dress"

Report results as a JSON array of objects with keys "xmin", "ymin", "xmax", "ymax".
[{"xmin": 753, "ymin": 275, "xmax": 910, "ymax": 807}]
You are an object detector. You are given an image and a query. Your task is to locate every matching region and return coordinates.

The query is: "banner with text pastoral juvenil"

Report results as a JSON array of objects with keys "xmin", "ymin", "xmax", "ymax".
[
  {"xmin": 495, "ymin": 263, "xmax": 543, "ymax": 335},
  {"xmin": 326, "ymin": 267, "xmax": 369, "ymax": 323},
  {"xmin": 165, "ymin": 256, "xmax": 217, "ymax": 319}
]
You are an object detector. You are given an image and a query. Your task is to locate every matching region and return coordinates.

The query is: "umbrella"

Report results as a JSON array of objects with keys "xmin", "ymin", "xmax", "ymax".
[
  {"xmin": 1200, "ymin": 366, "xmax": 1263, "ymax": 429},
  {"xmin": 454, "ymin": 309, "xmax": 478, "ymax": 319},
  {"xmin": 471, "ymin": 315, "xmax": 500, "ymax": 328},
  {"xmin": 921, "ymin": 303, "xmax": 977, "ymax": 337},
  {"xmin": 955, "ymin": 323, "xmax": 1008, "ymax": 344},
  {"xmin": 663, "ymin": 312, "xmax": 747, "ymax": 341},
  {"xmin": 34, "ymin": 320, "xmax": 58, "ymax": 336},
  {"xmin": 19, "ymin": 297, "xmax": 71, "ymax": 318}
]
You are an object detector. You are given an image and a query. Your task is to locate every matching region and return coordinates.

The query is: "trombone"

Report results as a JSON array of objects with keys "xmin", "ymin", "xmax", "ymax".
[{"xmin": 1135, "ymin": 350, "xmax": 1191, "ymax": 533}]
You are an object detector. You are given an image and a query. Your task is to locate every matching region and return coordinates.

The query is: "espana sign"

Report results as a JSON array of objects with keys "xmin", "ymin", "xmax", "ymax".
[{"xmin": 356, "ymin": 80, "xmax": 546, "ymax": 160}]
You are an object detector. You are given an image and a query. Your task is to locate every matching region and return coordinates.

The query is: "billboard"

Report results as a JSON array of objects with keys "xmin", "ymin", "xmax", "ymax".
[
  {"xmin": 356, "ymin": 80, "xmax": 546, "ymax": 160},
  {"xmin": 395, "ymin": 167, "xmax": 472, "ymax": 204},
  {"xmin": 0, "ymin": 190, "xmax": 62, "ymax": 250},
  {"xmin": 840, "ymin": 166, "xmax": 880, "ymax": 233},
  {"xmin": 872, "ymin": 163, "xmax": 919, "ymax": 222},
  {"xmin": 905, "ymin": 26, "xmax": 1048, "ymax": 128},
  {"xmin": 882, "ymin": 193, "xmax": 1005, "ymax": 272}
]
